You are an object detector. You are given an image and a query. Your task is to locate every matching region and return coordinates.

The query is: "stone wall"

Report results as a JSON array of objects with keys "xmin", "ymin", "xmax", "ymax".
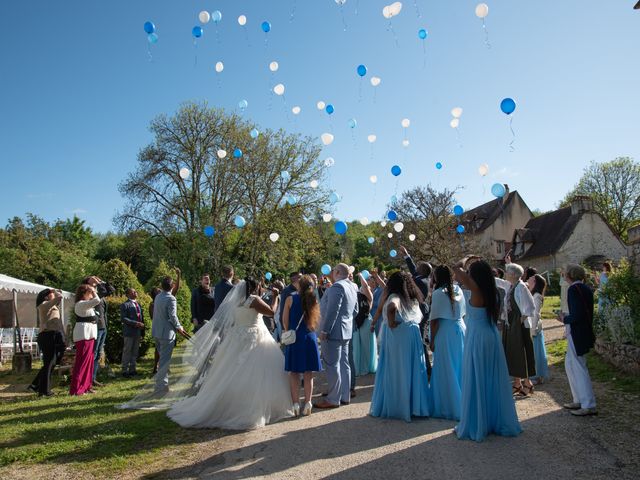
[{"xmin": 594, "ymin": 337, "xmax": 640, "ymax": 375}]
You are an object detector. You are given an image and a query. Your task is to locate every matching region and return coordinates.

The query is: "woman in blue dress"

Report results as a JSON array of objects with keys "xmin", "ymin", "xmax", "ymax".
[
  {"xmin": 352, "ymin": 272, "xmax": 378, "ymax": 376},
  {"xmin": 527, "ymin": 274, "xmax": 549, "ymax": 384},
  {"xmin": 370, "ymin": 272, "xmax": 430, "ymax": 422},
  {"xmin": 453, "ymin": 259, "xmax": 522, "ymax": 442},
  {"xmin": 282, "ymin": 275, "xmax": 322, "ymax": 417},
  {"xmin": 428, "ymin": 265, "xmax": 466, "ymax": 420}
]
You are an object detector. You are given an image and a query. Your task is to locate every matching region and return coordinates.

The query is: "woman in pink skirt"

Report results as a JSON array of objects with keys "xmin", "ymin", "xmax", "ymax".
[{"xmin": 70, "ymin": 284, "xmax": 101, "ymax": 395}]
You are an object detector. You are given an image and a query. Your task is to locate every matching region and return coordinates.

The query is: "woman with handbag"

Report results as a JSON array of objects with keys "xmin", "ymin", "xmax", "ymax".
[{"xmin": 282, "ymin": 275, "xmax": 322, "ymax": 417}]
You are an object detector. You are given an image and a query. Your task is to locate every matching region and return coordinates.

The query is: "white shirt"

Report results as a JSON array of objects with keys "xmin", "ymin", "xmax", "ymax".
[
  {"xmin": 73, "ymin": 296, "xmax": 101, "ymax": 342},
  {"xmin": 529, "ymin": 293, "xmax": 544, "ymax": 334},
  {"xmin": 513, "ymin": 281, "xmax": 536, "ymax": 327}
]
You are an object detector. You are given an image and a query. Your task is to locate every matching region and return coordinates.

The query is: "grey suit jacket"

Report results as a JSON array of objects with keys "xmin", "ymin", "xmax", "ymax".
[
  {"xmin": 319, "ymin": 279, "xmax": 358, "ymax": 340},
  {"xmin": 151, "ymin": 291, "xmax": 182, "ymax": 341}
]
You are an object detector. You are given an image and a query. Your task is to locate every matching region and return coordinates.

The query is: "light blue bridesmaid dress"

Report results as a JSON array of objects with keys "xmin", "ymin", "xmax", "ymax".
[
  {"xmin": 455, "ymin": 301, "xmax": 522, "ymax": 442},
  {"xmin": 428, "ymin": 285, "xmax": 466, "ymax": 420},
  {"xmin": 352, "ymin": 315, "xmax": 378, "ymax": 375},
  {"xmin": 370, "ymin": 295, "xmax": 430, "ymax": 422}
]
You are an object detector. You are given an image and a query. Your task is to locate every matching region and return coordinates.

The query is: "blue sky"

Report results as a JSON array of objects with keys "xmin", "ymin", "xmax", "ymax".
[{"xmin": 1, "ymin": 1, "xmax": 638, "ymax": 232}]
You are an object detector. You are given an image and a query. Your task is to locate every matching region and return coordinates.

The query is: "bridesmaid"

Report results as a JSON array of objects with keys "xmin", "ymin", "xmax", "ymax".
[
  {"xmin": 352, "ymin": 272, "xmax": 378, "ymax": 376},
  {"xmin": 528, "ymin": 274, "xmax": 549, "ymax": 384},
  {"xmin": 453, "ymin": 260, "xmax": 522, "ymax": 441},
  {"xmin": 70, "ymin": 284, "xmax": 101, "ymax": 396},
  {"xmin": 282, "ymin": 275, "xmax": 322, "ymax": 417},
  {"xmin": 370, "ymin": 272, "xmax": 430, "ymax": 422},
  {"xmin": 428, "ymin": 265, "xmax": 466, "ymax": 421}
]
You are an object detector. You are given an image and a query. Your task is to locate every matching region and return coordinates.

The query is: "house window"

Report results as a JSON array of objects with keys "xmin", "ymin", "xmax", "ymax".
[{"xmin": 496, "ymin": 241, "xmax": 505, "ymax": 254}]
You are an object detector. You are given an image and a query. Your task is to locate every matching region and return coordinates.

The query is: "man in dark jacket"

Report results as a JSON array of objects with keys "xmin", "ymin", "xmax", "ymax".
[
  {"xmin": 213, "ymin": 265, "xmax": 235, "ymax": 314},
  {"xmin": 190, "ymin": 274, "xmax": 215, "ymax": 331},
  {"xmin": 120, "ymin": 288, "xmax": 145, "ymax": 377}
]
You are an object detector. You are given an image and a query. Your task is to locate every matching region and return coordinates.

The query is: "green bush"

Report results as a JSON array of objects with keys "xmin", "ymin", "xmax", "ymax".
[
  {"xmin": 601, "ymin": 259, "xmax": 640, "ymax": 345},
  {"xmin": 144, "ymin": 260, "xmax": 192, "ymax": 334}
]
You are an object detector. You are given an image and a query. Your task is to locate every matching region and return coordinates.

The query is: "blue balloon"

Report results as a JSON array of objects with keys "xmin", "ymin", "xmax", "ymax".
[
  {"xmin": 453, "ymin": 205, "xmax": 464, "ymax": 216},
  {"xmin": 436, "ymin": 162, "xmax": 443, "ymax": 170},
  {"xmin": 234, "ymin": 215, "xmax": 246, "ymax": 228},
  {"xmin": 148, "ymin": 33, "xmax": 159, "ymax": 44},
  {"xmin": 500, "ymin": 98, "xmax": 516, "ymax": 115},
  {"xmin": 361, "ymin": 270, "xmax": 370, "ymax": 281},
  {"xmin": 265, "ymin": 272, "xmax": 272, "ymax": 281},
  {"xmin": 456, "ymin": 224, "xmax": 466, "ymax": 234},
  {"xmin": 321, "ymin": 264, "xmax": 332, "ymax": 276},
  {"xmin": 250, "ymin": 128, "xmax": 259, "ymax": 139},
  {"xmin": 233, "ymin": 148, "xmax": 243, "ymax": 158},
  {"xmin": 391, "ymin": 165, "xmax": 402, "ymax": 177},
  {"xmin": 144, "ymin": 21, "xmax": 156, "ymax": 34},
  {"xmin": 387, "ymin": 210, "xmax": 398, "ymax": 221},
  {"xmin": 491, "ymin": 183, "xmax": 506, "ymax": 198},
  {"xmin": 287, "ymin": 195, "xmax": 297, "ymax": 205},
  {"xmin": 329, "ymin": 192, "xmax": 341, "ymax": 204},
  {"xmin": 325, "ymin": 104, "xmax": 335, "ymax": 115},
  {"xmin": 367, "ymin": 237, "xmax": 375, "ymax": 244},
  {"xmin": 211, "ymin": 10, "xmax": 222, "ymax": 23},
  {"xmin": 390, "ymin": 249, "xmax": 398, "ymax": 258},
  {"xmin": 335, "ymin": 221, "xmax": 348, "ymax": 235},
  {"xmin": 192, "ymin": 26, "xmax": 203, "ymax": 38},
  {"xmin": 281, "ymin": 170, "xmax": 290, "ymax": 181},
  {"xmin": 261, "ymin": 21, "xmax": 271, "ymax": 33},
  {"xmin": 238, "ymin": 99, "xmax": 248, "ymax": 110},
  {"xmin": 418, "ymin": 28, "xmax": 427, "ymax": 40},
  {"xmin": 203, "ymin": 225, "xmax": 215, "ymax": 237},
  {"xmin": 356, "ymin": 64, "xmax": 367, "ymax": 77},
  {"xmin": 390, "ymin": 195, "xmax": 398, "ymax": 203},
  {"xmin": 347, "ymin": 118, "xmax": 357, "ymax": 129}
]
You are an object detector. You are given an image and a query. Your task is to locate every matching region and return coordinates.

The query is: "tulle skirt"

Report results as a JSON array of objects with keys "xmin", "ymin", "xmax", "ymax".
[
  {"xmin": 353, "ymin": 316, "xmax": 378, "ymax": 375},
  {"xmin": 370, "ymin": 321, "xmax": 430, "ymax": 422},
  {"xmin": 167, "ymin": 322, "xmax": 293, "ymax": 430},
  {"xmin": 429, "ymin": 318, "xmax": 465, "ymax": 420}
]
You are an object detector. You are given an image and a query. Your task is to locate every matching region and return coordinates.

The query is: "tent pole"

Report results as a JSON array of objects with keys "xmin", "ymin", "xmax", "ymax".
[{"xmin": 12, "ymin": 289, "xmax": 17, "ymax": 353}]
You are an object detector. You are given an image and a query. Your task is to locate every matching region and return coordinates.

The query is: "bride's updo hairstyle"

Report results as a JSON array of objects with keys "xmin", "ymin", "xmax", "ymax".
[
  {"xmin": 245, "ymin": 276, "xmax": 260, "ymax": 298},
  {"xmin": 298, "ymin": 275, "xmax": 320, "ymax": 331}
]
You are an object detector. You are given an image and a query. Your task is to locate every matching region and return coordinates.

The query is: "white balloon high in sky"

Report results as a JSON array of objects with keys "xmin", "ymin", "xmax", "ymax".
[
  {"xmin": 321, "ymin": 133, "xmax": 334, "ymax": 145},
  {"xmin": 478, "ymin": 163, "xmax": 489, "ymax": 176},
  {"xmin": 215, "ymin": 61, "xmax": 224, "ymax": 73},
  {"xmin": 367, "ymin": 134, "xmax": 377, "ymax": 143},
  {"xmin": 292, "ymin": 105, "xmax": 301, "ymax": 115},
  {"xmin": 217, "ymin": 149, "xmax": 227, "ymax": 159},
  {"xmin": 475, "ymin": 3, "xmax": 489, "ymax": 19},
  {"xmin": 237, "ymin": 15, "xmax": 247, "ymax": 26},
  {"xmin": 401, "ymin": 118, "xmax": 410, "ymax": 128},
  {"xmin": 273, "ymin": 84, "xmax": 285, "ymax": 95},
  {"xmin": 317, "ymin": 101, "xmax": 326, "ymax": 110},
  {"xmin": 370, "ymin": 76, "xmax": 381, "ymax": 87},
  {"xmin": 269, "ymin": 61, "xmax": 279, "ymax": 72},
  {"xmin": 199, "ymin": 11, "xmax": 211, "ymax": 24},
  {"xmin": 451, "ymin": 107, "xmax": 463, "ymax": 118}
]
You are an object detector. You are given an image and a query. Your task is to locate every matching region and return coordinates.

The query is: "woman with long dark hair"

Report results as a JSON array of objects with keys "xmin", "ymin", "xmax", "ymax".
[
  {"xmin": 370, "ymin": 271, "xmax": 430, "ymax": 422},
  {"xmin": 528, "ymin": 274, "xmax": 549, "ymax": 384},
  {"xmin": 70, "ymin": 284, "xmax": 101, "ymax": 395},
  {"xmin": 428, "ymin": 265, "xmax": 466, "ymax": 420},
  {"xmin": 282, "ymin": 274, "xmax": 322, "ymax": 416},
  {"xmin": 453, "ymin": 260, "xmax": 521, "ymax": 441},
  {"xmin": 352, "ymin": 272, "xmax": 378, "ymax": 376}
]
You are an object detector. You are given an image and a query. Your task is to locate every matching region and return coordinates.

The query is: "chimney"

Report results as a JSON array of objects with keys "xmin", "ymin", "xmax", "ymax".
[
  {"xmin": 502, "ymin": 184, "xmax": 510, "ymax": 204},
  {"xmin": 570, "ymin": 195, "xmax": 593, "ymax": 215}
]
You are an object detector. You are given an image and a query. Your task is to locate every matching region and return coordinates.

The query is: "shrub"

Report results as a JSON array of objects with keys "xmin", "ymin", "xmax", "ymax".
[{"xmin": 601, "ymin": 259, "xmax": 640, "ymax": 345}]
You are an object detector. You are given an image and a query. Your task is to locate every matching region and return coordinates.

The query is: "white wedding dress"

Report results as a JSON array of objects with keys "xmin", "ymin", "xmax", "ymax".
[{"xmin": 167, "ymin": 295, "xmax": 294, "ymax": 430}]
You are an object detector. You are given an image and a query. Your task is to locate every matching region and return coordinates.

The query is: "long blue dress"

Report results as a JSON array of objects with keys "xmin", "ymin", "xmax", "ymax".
[
  {"xmin": 455, "ymin": 302, "xmax": 522, "ymax": 442},
  {"xmin": 370, "ymin": 295, "xmax": 430, "ymax": 422},
  {"xmin": 284, "ymin": 294, "xmax": 322, "ymax": 373},
  {"xmin": 353, "ymin": 292, "xmax": 378, "ymax": 375},
  {"xmin": 428, "ymin": 285, "xmax": 466, "ymax": 420}
]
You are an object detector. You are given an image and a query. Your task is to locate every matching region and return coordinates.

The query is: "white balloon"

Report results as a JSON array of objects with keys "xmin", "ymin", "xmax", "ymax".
[
  {"xmin": 409, "ymin": 234, "xmax": 416, "ymax": 241},
  {"xmin": 273, "ymin": 83, "xmax": 285, "ymax": 96},
  {"xmin": 402, "ymin": 139, "xmax": 410, "ymax": 147},
  {"xmin": 310, "ymin": 179, "xmax": 319, "ymax": 189},
  {"xmin": 475, "ymin": 3, "xmax": 489, "ymax": 18},
  {"xmin": 370, "ymin": 76, "xmax": 381, "ymax": 87},
  {"xmin": 393, "ymin": 222, "xmax": 404, "ymax": 232},
  {"xmin": 215, "ymin": 61, "xmax": 224, "ymax": 73},
  {"xmin": 217, "ymin": 149, "xmax": 227, "ymax": 159},
  {"xmin": 199, "ymin": 11, "xmax": 211, "ymax": 24},
  {"xmin": 269, "ymin": 232, "xmax": 280, "ymax": 242},
  {"xmin": 336, "ymin": 0, "xmax": 348, "ymax": 6},
  {"xmin": 369, "ymin": 175, "xmax": 378, "ymax": 184},
  {"xmin": 367, "ymin": 134, "xmax": 377, "ymax": 143},
  {"xmin": 324, "ymin": 157, "xmax": 335, "ymax": 167},
  {"xmin": 317, "ymin": 101, "xmax": 326, "ymax": 110},
  {"xmin": 269, "ymin": 61, "xmax": 279, "ymax": 72},
  {"xmin": 321, "ymin": 133, "xmax": 334, "ymax": 145},
  {"xmin": 451, "ymin": 107, "xmax": 463, "ymax": 118},
  {"xmin": 292, "ymin": 106, "xmax": 301, "ymax": 115},
  {"xmin": 322, "ymin": 213, "xmax": 333, "ymax": 222},
  {"xmin": 380, "ymin": 221, "xmax": 387, "ymax": 227},
  {"xmin": 450, "ymin": 118, "xmax": 460, "ymax": 128},
  {"xmin": 401, "ymin": 118, "xmax": 410, "ymax": 128},
  {"xmin": 238, "ymin": 15, "xmax": 247, "ymax": 26},
  {"xmin": 387, "ymin": 232, "xmax": 393, "ymax": 238},
  {"xmin": 382, "ymin": 6, "xmax": 393, "ymax": 19},
  {"xmin": 478, "ymin": 163, "xmax": 489, "ymax": 176},
  {"xmin": 179, "ymin": 167, "xmax": 190, "ymax": 179},
  {"xmin": 360, "ymin": 217, "xmax": 370, "ymax": 226}
]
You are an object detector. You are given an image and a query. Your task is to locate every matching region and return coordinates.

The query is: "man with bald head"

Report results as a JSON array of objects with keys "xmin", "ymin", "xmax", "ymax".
[{"xmin": 315, "ymin": 263, "xmax": 359, "ymax": 409}]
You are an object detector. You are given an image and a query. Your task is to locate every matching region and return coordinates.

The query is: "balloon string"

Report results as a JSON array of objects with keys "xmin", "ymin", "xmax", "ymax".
[
  {"xmin": 387, "ymin": 21, "xmax": 399, "ymax": 47},
  {"xmin": 509, "ymin": 116, "xmax": 516, "ymax": 152},
  {"xmin": 147, "ymin": 44, "xmax": 153, "ymax": 63},
  {"xmin": 422, "ymin": 42, "xmax": 427, "ymax": 69},
  {"xmin": 482, "ymin": 19, "xmax": 492, "ymax": 49},
  {"xmin": 455, "ymin": 127, "xmax": 463, "ymax": 149},
  {"xmin": 414, "ymin": 0, "xmax": 422, "ymax": 18},
  {"xmin": 355, "ymin": 0, "xmax": 360, "ymax": 15},
  {"xmin": 193, "ymin": 39, "xmax": 198, "ymax": 67},
  {"xmin": 340, "ymin": 6, "xmax": 348, "ymax": 32},
  {"xmin": 290, "ymin": 0, "xmax": 297, "ymax": 23},
  {"xmin": 373, "ymin": 87, "xmax": 377, "ymax": 104},
  {"xmin": 244, "ymin": 27, "xmax": 250, "ymax": 48},
  {"xmin": 282, "ymin": 95, "xmax": 291, "ymax": 124},
  {"xmin": 216, "ymin": 27, "xmax": 221, "ymax": 46},
  {"xmin": 358, "ymin": 79, "xmax": 363, "ymax": 103}
]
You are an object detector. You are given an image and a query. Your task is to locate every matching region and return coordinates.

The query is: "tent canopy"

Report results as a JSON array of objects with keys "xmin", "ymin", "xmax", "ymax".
[{"xmin": 0, "ymin": 273, "xmax": 75, "ymax": 329}]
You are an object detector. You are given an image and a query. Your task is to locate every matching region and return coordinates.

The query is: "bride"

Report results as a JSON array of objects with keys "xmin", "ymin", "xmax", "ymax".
[{"xmin": 167, "ymin": 277, "xmax": 294, "ymax": 430}]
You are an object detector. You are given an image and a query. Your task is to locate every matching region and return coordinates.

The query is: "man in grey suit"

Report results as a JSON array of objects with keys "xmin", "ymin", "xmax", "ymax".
[
  {"xmin": 315, "ymin": 263, "xmax": 359, "ymax": 409},
  {"xmin": 152, "ymin": 276, "xmax": 186, "ymax": 394}
]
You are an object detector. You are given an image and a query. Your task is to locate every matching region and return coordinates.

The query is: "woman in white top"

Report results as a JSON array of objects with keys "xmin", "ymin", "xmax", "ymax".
[
  {"xmin": 527, "ymin": 274, "xmax": 549, "ymax": 384},
  {"xmin": 69, "ymin": 284, "xmax": 101, "ymax": 395}
]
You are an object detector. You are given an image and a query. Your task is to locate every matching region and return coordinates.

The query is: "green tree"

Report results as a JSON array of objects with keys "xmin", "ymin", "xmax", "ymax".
[{"xmin": 560, "ymin": 157, "xmax": 640, "ymax": 240}]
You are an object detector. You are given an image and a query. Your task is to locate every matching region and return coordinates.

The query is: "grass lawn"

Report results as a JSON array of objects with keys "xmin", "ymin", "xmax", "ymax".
[
  {"xmin": 541, "ymin": 295, "xmax": 561, "ymax": 319},
  {"xmin": 0, "ymin": 354, "xmax": 223, "ymax": 477}
]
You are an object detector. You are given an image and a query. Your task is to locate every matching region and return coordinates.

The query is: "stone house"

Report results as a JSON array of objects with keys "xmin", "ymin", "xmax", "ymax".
[
  {"xmin": 511, "ymin": 196, "xmax": 628, "ymax": 272},
  {"xmin": 461, "ymin": 185, "xmax": 533, "ymax": 261}
]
